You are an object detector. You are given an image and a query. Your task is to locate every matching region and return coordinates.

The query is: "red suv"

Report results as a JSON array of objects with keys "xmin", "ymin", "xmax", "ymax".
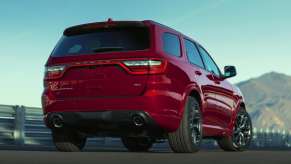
[{"xmin": 42, "ymin": 19, "xmax": 252, "ymax": 153}]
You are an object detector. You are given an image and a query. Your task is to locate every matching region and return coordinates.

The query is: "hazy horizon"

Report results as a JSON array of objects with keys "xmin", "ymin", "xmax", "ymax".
[{"xmin": 1, "ymin": 0, "xmax": 291, "ymax": 107}]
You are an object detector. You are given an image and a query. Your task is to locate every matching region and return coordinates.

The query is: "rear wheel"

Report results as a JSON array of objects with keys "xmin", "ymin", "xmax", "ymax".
[
  {"xmin": 52, "ymin": 130, "xmax": 87, "ymax": 152},
  {"xmin": 121, "ymin": 137, "xmax": 153, "ymax": 152},
  {"xmin": 217, "ymin": 108, "xmax": 252, "ymax": 151},
  {"xmin": 168, "ymin": 96, "xmax": 203, "ymax": 153}
]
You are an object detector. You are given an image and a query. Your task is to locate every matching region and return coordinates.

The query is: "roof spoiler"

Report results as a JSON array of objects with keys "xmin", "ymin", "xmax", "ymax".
[{"xmin": 64, "ymin": 19, "xmax": 148, "ymax": 36}]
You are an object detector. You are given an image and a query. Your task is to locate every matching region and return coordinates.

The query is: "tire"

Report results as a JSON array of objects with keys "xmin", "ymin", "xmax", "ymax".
[
  {"xmin": 52, "ymin": 130, "xmax": 87, "ymax": 152},
  {"xmin": 168, "ymin": 96, "xmax": 203, "ymax": 153},
  {"xmin": 121, "ymin": 137, "xmax": 153, "ymax": 152},
  {"xmin": 217, "ymin": 108, "xmax": 252, "ymax": 151}
]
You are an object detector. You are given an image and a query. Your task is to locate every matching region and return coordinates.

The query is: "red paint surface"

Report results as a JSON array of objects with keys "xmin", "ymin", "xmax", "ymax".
[{"xmin": 42, "ymin": 20, "xmax": 245, "ymax": 137}]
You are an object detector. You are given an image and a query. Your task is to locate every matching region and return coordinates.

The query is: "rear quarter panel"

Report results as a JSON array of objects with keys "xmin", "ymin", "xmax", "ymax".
[{"xmin": 150, "ymin": 24, "xmax": 204, "ymax": 131}]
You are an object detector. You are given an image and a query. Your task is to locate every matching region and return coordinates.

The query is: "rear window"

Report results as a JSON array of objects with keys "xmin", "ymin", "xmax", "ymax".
[
  {"xmin": 51, "ymin": 27, "xmax": 150, "ymax": 57},
  {"xmin": 184, "ymin": 39, "xmax": 204, "ymax": 68},
  {"xmin": 162, "ymin": 33, "xmax": 181, "ymax": 57}
]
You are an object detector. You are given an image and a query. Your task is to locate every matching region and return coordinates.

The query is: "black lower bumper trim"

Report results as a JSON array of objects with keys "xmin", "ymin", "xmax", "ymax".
[{"xmin": 45, "ymin": 111, "xmax": 164, "ymax": 137}]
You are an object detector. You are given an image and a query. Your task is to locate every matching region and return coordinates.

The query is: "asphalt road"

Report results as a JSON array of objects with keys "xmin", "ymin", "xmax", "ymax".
[{"xmin": 0, "ymin": 150, "xmax": 290, "ymax": 164}]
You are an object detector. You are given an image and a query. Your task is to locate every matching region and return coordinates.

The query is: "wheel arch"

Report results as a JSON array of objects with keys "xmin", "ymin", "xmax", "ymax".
[
  {"xmin": 237, "ymin": 101, "xmax": 247, "ymax": 113},
  {"xmin": 189, "ymin": 90, "xmax": 203, "ymax": 110},
  {"xmin": 178, "ymin": 84, "xmax": 204, "ymax": 119},
  {"xmin": 239, "ymin": 101, "xmax": 246, "ymax": 109}
]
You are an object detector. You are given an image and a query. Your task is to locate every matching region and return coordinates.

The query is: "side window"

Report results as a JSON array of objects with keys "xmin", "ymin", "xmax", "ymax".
[
  {"xmin": 163, "ymin": 33, "xmax": 181, "ymax": 57},
  {"xmin": 198, "ymin": 46, "xmax": 221, "ymax": 76},
  {"xmin": 184, "ymin": 39, "xmax": 204, "ymax": 68}
]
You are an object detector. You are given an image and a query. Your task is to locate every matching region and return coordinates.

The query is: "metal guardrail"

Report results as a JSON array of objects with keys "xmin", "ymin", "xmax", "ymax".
[
  {"xmin": 0, "ymin": 104, "xmax": 169, "ymax": 150},
  {"xmin": 0, "ymin": 105, "xmax": 15, "ymax": 146},
  {"xmin": 0, "ymin": 104, "xmax": 291, "ymax": 150},
  {"xmin": 24, "ymin": 106, "xmax": 52, "ymax": 147}
]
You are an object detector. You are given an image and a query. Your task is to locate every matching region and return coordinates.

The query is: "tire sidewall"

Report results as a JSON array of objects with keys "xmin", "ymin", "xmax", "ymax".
[{"xmin": 52, "ymin": 130, "xmax": 86, "ymax": 151}]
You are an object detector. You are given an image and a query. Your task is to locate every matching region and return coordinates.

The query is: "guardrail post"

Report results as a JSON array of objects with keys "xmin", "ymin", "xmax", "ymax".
[
  {"xmin": 104, "ymin": 137, "xmax": 110, "ymax": 146},
  {"xmin": 14, "ymin": 105, "xmax": 25, "ymax": 146}
]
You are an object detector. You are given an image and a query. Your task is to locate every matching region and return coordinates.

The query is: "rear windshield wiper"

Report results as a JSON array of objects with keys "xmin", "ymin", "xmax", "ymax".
[{"xmin": 92, "ymin": 47, "xmax": 124, "ymax": 53}]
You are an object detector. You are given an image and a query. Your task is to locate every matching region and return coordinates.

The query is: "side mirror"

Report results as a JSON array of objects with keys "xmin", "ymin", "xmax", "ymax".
[{"xmin": 223, "ymin": 66, "xmax": 237, "ymax": 78}]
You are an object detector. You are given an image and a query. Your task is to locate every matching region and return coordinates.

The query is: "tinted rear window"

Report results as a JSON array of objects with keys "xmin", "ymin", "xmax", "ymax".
[
  {"xmin": 162, "ymin": 33, "xmax": 181, "ymax": 57},
  {"xmin": 184, "ymin": 39, "xmax": 204, "ymax": 68},
  {"xmin": 51, "ymin": 27, "xmax": 150, "ymax": 57}
]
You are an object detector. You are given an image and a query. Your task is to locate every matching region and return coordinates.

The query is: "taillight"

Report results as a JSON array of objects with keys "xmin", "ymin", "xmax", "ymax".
[
  {"xmin": 122, "ymin": 59, "xmax": 167, "ymax": 75},
  {"xmin": 43, "ymin": 59, "xmax": 166, "ymax": 80},
  {"xmin": 45, "ymin": 65, "xmax": 66, "ymax": 80}
]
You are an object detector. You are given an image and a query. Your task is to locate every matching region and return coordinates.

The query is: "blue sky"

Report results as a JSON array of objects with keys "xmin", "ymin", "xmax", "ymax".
[{"xmin": 0, "ymin": 0, "xmax": 291, "ymax": 107}]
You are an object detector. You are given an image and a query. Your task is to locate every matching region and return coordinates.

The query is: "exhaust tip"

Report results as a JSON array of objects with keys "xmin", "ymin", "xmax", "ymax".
[
  {"xmin": 132, "ymin": 114, "xmax": 145, "ymax": 127},
  {"xmin": 51, "ymin": 114, "xmax": 64, "ymax": 128}
]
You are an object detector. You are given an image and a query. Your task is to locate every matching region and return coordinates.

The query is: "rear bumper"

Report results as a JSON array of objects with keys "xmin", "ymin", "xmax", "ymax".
[
  {"xmin": 45, "ymin": 111, "xmax": 164, "ymax": 137},
  {"xmin": 42, "ymin": 90, "xmax": 183, "ymax": 132}
]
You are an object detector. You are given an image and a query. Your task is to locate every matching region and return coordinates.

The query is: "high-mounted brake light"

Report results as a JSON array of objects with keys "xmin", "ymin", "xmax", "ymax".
[
  {"xmin": 45, "ymin": 65, "xmax": 66, "ymax": 80},
  {"xmin": 121, "ymin": 59, "xmax": 167, "ymax": 75},
  {"xmin": 107, "ymin": 18, "xmax": 113, "ymax": 23}
]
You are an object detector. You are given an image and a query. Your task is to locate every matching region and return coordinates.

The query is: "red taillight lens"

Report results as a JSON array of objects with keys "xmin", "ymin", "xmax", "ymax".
[
  {"xmin": 45, "ymin": 65, "xmax": 66, "ymax": 80},
  {"xmin": 122, "ymin": 59, "xmax": 167, "ymax": 75}
]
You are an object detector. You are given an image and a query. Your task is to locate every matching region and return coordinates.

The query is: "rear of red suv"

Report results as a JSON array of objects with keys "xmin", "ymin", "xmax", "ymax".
[
  {"xmin": 43, "ymin": 20, "xmax": 174, "ymax": 151},
  {"xmin": 42, "ymin": 19, "xmax": 252, "ymax": 153}
]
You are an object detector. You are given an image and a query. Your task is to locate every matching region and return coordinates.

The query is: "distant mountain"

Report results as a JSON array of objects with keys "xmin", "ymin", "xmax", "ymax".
[{"xmin": 237, "ymin": 72, "xmax": 291, "ymax": 130}]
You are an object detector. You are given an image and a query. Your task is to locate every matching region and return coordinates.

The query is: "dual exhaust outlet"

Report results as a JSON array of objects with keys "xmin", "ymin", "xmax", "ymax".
[
  {"xmin": 49, "ymin": 113, "xmax": 146, "ymax": 129},
  {"xmin": 131, "ymin": 114, "xmax": 146, "ymax": 127},
  {"xmin": 50, "ymin": 114, "xmax": 64, "ymax": 129}
]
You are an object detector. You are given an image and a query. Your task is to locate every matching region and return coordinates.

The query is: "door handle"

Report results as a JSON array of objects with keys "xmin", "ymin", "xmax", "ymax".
[
  {"xmin": 207, "ymin": 74, "xmax": 221, "ymax": 84},
  {"xmin": 195, "ymin": 71, "xmax": 202, "ymax": 76},
  {"xmin": 214, "ymin": 80, "xmax": 220, "ymax": 85}
]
